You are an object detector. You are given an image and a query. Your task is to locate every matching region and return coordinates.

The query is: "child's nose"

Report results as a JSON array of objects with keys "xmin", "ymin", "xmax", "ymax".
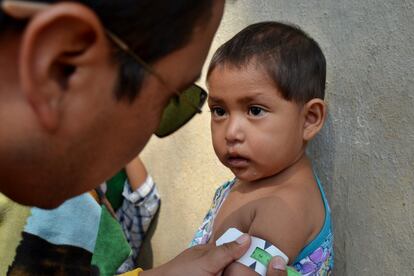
[{"xmin": 225, "ymin": 116, "xmax": 245, "ymax": 144}]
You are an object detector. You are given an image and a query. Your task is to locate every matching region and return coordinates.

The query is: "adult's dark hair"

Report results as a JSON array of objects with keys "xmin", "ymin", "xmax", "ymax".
[
  {"xmin": 207, "ymin": 21, "xmax": 326, "ymax": 103},
  {"xmin": 0, "ymin": 0, "xmax": 213, "ymax": 101}
]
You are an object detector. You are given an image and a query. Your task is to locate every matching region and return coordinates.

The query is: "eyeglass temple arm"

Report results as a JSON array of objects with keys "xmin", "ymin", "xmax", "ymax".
[
  {"xmin": 106, "ymin": 31, "xmax": 203, "ymax": 113},
  {"xmin": 106, "ymin": 30, "xmax": 173, "ymax": 91}
]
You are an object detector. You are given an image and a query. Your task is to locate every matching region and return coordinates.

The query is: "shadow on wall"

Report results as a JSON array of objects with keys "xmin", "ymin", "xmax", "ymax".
[
  {"xmin": 307, "ymin": 112, "xmax": 345, "ymax": 274},
  {"xmin": 136, "ymin": 202, "xmax": 161, "ymax": 270}
]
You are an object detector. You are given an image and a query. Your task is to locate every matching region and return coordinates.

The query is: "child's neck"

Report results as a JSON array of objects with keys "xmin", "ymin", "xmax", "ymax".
[{"xmin": 237, "ymin": 154, "xmax": 312, "ymax": 190}]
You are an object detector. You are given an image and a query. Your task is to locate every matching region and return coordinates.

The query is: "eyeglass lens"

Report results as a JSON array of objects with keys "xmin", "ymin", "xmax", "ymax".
[{"xmin": 155, "ymin": 84, "xmax": 207, "ymax": 138}]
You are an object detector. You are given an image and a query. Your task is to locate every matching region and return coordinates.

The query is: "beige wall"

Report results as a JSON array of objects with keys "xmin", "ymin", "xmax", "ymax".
[{"xmin": 140, "ymin": 0, "xmax": 414, "ymax": 274}]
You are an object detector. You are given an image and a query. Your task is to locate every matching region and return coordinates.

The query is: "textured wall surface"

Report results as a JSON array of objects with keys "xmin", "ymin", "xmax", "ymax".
[{"xmin": 141, "ymin": 0, "xmax": 414, "ymax": 274}]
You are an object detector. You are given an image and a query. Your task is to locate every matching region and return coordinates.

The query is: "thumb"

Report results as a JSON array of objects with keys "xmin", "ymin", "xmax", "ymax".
[
  {"xmin": 266, "ymin": 256, "xmax": 287, "ymax": 276},
  {"xmin": 205, "ymin": 234, "xmax": 251, "ymax": 274}
]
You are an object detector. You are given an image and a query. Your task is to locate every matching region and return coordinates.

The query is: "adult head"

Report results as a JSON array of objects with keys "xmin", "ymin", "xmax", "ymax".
[{"xmin": 0, "ymin": 0, "xmax": 224, "ymax": 208}]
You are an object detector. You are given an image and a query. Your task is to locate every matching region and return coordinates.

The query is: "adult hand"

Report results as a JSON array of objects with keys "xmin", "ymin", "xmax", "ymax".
[
  {"xmin": 266, "ymin": 256, "xmax": 288, "ymax": 276},
  {"xmin": 141, "ymin": 234, "xmax": 251, "ymax": 276}
]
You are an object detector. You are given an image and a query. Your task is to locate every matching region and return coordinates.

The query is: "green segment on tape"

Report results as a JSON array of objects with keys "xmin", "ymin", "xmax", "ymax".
[
  {"xmin": 250, "ymin": 247, "xmax": 272, "ymax": 266},
  {"xmin": 250, "ymin": 247, "xmax": 301, "ymax": 275}
]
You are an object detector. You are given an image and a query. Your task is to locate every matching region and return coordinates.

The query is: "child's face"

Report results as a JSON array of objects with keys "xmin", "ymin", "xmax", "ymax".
[{"xmin": 207, "ymin": 64, "xmax": 306, "ymax": 182}]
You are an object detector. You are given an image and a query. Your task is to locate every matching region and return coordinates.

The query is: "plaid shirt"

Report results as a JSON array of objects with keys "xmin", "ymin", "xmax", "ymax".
[{"xmin": 114, "ymin": 175, "xmax": 160, "ymax": 274}]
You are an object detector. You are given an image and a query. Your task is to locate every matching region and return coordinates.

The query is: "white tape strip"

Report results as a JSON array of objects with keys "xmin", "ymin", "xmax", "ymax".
[{"xmin": 216, "ymin": 228, "xmax": 289, "ymax": 276}]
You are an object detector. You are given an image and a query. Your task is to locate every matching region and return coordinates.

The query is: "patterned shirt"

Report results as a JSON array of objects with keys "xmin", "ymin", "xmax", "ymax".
[
  {"xmin": 113, "ymin": 176, "xmax": 160, "ymax": 274},
  {"xmin": 191, "ymin": 177, "xmax": 334, "ymax": 276}
]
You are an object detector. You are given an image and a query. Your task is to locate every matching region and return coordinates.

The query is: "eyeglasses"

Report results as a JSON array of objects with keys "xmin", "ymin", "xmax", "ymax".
[
  {"xmin": 105, "ymin": 31, "xmax": 208, "ymax": 137},
  {"xmin": 1, "ymin": 0, "xmax": 208, "ymax": 138}
]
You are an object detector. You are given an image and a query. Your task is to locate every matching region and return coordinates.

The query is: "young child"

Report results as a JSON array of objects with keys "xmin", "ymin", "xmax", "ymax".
[{"xmin": 191, "ymin": 22, "xmax": 333, "ymax": 275}]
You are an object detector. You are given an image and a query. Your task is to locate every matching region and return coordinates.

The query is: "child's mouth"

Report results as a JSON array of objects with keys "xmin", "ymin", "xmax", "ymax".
[{"xmin": 226, "ymin": 155, "xmax": 249, "ymax": 168}]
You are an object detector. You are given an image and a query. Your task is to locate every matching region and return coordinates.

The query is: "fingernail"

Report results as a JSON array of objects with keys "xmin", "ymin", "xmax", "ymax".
[
  {"xmin": 271, "ymin": 256, "xmax": 286, "ymax": 271},
  {"xmin": 235, "ymin": 234, "xmax": 249, "ymax": 245}
]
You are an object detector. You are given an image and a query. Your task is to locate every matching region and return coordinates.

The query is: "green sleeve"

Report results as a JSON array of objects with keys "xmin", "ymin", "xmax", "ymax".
[{"xmin": 105, "ymin": 169, "xmax": 128, "ymax": 211}]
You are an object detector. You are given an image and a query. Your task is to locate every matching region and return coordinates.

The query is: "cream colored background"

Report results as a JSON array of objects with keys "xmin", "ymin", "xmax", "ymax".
[
  {"xmin": 0, "ymin": 1, "xmax": 412, "ymax": 275},
  {"xmin": 140, "ymin": 0, "xmax": 414, "ymax": 275}
]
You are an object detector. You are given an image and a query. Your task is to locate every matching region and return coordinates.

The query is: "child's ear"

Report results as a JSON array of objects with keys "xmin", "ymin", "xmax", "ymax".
[{"xmin": 302, "ymin": 99, "xmax": 326, "ymax": 141}]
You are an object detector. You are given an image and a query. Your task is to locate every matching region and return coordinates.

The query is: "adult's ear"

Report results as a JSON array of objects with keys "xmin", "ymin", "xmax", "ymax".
[
  {"xmin": 302, "ymin": 98, "xmax": 327, "ymax": 141},
  {"xmin": 18, "ymin": 2, "xmax": 110, "ymax": 131}
]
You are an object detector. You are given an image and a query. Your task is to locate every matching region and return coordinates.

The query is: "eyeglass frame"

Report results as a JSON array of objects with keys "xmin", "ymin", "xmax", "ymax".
[{"xmin": 105, "ymin": 30, "xmax": 204, "ymax": 113}]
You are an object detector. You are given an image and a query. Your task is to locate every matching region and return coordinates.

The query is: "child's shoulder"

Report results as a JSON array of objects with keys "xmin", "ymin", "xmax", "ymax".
[{"xmin": 248, "ymin": 175, "xmax": 325, "ymax": 262}]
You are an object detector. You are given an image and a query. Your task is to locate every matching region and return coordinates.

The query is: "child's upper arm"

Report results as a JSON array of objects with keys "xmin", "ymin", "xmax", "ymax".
[
  {"xmin": 218, "ymin": 196, "xmax": 311, "ymax": 276},
  {"xmin": 248, "ymin": 195, "xmax": 310, "ymax": 263}
]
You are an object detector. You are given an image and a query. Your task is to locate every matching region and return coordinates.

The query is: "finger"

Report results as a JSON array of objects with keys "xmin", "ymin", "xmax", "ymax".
[
  {"xmin": 266, "ymin": 256, "xmax": 287, "ymax": 276},
  {"xmin": 205, "ymin": 234, "xmax": 251, "ymax": 274}
]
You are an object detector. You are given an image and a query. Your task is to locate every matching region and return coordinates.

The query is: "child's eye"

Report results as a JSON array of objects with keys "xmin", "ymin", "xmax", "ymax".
[
  {"xmin": 248, "ymin": 106, "xmax": 266, "ymax": 116},
  {"xmin": 211, "ymin": 107, "xmax": 226, "ymax": 117}
]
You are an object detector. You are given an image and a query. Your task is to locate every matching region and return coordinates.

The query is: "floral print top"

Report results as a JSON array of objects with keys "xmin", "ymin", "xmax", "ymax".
[{"xmin": 190, "ymin": 177, "xmax": 334, "ymax": 275}]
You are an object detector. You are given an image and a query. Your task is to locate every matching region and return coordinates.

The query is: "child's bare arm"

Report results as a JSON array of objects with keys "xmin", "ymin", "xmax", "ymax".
[
  {"xmin": 248, "ymin": 196, "xmax": 310, "ymax": 262},
  {"xmin": 221, "ymin": 196, "xmax": 310, "ymax": 276},
  {"xmin": 125, "ymin": 156, "xmax": 148, "ymax": 190}
]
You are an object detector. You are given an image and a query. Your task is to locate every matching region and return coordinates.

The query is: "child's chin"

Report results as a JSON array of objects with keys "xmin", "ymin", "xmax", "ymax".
[{"xmin": 232, "ymin": 171, "xmax": 261, "ymax": 182}]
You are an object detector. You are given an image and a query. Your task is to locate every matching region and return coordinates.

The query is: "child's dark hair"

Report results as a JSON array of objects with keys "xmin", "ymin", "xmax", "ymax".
[{"xmin": 207, "ymin": 21, "xmax": 326, "ymax": 103}]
